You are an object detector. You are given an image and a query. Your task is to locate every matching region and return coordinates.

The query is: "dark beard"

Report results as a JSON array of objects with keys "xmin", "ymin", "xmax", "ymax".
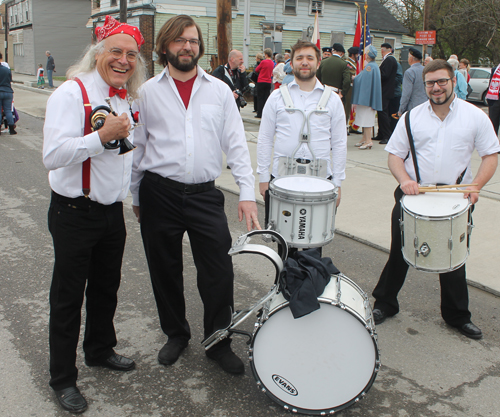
[
  {"xmin": 428, "ymin": 90, "xmax": 454, "ymax": 106},
  {"xmin": 166, "ymin": 49, "xmax": 199, "ymax": 72},
  {"xmin": 292, "ymin": 66, "xmax": 316, "ymax": 81}
]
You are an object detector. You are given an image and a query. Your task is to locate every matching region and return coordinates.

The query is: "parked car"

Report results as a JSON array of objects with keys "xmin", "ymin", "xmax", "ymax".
[{"xmin": 466, "ymin": 67, "xmax": 491, "ymax": 105}]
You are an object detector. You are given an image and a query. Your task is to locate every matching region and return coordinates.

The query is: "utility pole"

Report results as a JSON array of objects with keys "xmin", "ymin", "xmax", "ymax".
[
  {"xmin": 422, "ymin": 0, "xmax": 431, "ymax": 57},
  {"xmin": 120, "ymin": 0, "xmax": 127, "ymax": 23},
  {"xmin": 243, "ymin": 0, "xmax": 251, "ymax": 67},
  {"xmin": 216, "ymin": 0, "xmax": 232, "ymax": 67}
]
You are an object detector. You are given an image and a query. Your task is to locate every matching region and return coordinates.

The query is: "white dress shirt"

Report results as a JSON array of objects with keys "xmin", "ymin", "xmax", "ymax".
[
  {"xmin": 257, "ymin": 79, "xmax": 347, "ymax": 187},
  {"xmin": 130, "ymin": 65, "xmax": 255, "ymax": 206},
  {"xmin": 386, "ymin": 97, "xmax": 500, "ymax": 185},
  {"xmin": 43, "ymin": 70, "xmax": 133, "ymax": 205}
]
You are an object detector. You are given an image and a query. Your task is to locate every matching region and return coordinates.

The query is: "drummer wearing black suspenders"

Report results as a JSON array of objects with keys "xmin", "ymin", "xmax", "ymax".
[
  {"xmin": 372, "ymin": 59, "xmax": 500, "ymax": 339},
  {"xmin": 257, "ymin": 40, "xmax": 347, "ymax": 256}
]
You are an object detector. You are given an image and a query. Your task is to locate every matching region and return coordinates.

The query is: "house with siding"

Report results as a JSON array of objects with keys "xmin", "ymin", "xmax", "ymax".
[
  {"xmin": 92, "ymin": 0, "xmax": 408, "ymax": 76},
  {"xmin": 5, "ymin": 0, "xmax": 90, "ymax": 76}
]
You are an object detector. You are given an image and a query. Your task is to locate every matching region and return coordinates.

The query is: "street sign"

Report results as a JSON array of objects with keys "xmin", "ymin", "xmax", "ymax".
[{"xmin": 415, "ymin": 31, "xmax": 436, "ymax": 45}]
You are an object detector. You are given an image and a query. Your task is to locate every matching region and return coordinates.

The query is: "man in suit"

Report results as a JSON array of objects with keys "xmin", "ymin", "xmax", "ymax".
[
  {"xmin": 376, "ymin": 43, "xmax": 398, "ymax": 144},
  {"xmin": 317, "ymin": 43, "xmax": 351, "ymax": 99},
  {"xmin": 398, "ymin": 47, "xmax": 427, "ymax": 116}
]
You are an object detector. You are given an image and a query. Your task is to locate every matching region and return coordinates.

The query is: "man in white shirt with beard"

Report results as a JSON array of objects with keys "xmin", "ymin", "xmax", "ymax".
[
  {"xmin": 131, "ymin": 14, "xmax": 260, "ymax": 375},
  {"xmin": 372, "ymin": 59, "xmax": 500, "ymax": 339},
  {"xmin": 257, "ymin": 40, "xmax": 347, "ymax": 232}
]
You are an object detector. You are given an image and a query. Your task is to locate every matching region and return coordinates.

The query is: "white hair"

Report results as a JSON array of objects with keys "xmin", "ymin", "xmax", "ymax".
[
  {"xmin": 66, "ymin": 40, "xmax": 147, "ymax": 100},
  {"xmin": 447, "ymin": 58, "xmax": 459, "ymax": 71}
]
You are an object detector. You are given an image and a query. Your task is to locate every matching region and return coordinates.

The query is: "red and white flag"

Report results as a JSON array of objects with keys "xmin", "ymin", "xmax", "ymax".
[{"xmin": 311, "ymin": 11, "xmax": 320, "ymax": 49}]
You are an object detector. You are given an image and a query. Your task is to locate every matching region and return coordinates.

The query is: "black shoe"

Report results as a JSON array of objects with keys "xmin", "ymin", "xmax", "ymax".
[
  {"xmin": 55, "ymin": 387, "xmax": 88, "ymax": 413},
  {"xmin": 373, "ymin": 308, "xmax": 390, "ymax": 325},
  {"xmin": 9, "ymin": 126, "xmax": 17, "ymax": 135},
  {"xmin": 457, "ymin": 322, "xmax": 483, "ymax": 339},
  {"xmin": 349, "ymin": 128, "xmax": 362, "ymax": 135},
  {"xmin": 372, "ymin": 136, "xmax": 382, "ymax": 141},
  {"xmin": 85, "ymin": 352, "xmax": 135, "ymax": 371},
  {"xmin": 254, "ymin": 115, "xmax": 261, "ymax": 119},
  {"xmin": 158, "ymin": 338, "xmax": 189, "ymax": 365},
  {"xmin": 379, "ymin": 139, "xmax": 389, "ymax": 144},
  {"xmin": 206, "ymin": 346, "xmax": 244, "ymax": 374}
]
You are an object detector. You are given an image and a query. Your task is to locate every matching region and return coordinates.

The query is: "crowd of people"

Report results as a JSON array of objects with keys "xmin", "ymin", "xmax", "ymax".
[{"xmin": 40, "ymin": 14, "xmax": 500, "ymax": 414}]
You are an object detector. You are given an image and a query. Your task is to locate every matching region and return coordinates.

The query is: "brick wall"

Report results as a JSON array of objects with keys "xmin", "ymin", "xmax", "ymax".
[{"xmin": 139, "ymin": 14, "xmax": 154, "ymax": 78}]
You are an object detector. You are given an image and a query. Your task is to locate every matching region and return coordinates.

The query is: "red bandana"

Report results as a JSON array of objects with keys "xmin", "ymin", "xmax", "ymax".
[
  {"xmin": 95, "ymin": 15, "xmax": 145, "ymax": 50},
  {"xmin": 109, "ymin": 86, "xmax": 127, "ymax": 99}
]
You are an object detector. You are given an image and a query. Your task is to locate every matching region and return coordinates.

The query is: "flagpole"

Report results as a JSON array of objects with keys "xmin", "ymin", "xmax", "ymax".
[{"xmin": 363, "ymin": 0, "xmax": 367, "ymax": 68}]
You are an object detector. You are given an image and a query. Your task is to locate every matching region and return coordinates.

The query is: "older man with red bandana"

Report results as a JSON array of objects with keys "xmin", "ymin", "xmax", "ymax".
[{"xmin": 43, "ymin": 16, "xmax": 146, "ymax": 413}]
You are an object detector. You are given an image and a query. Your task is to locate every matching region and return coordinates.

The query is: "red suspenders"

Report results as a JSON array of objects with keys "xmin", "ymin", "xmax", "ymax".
[{"xmin": 73, "ymin": 77, "xmax": 92, "ymax": 197}]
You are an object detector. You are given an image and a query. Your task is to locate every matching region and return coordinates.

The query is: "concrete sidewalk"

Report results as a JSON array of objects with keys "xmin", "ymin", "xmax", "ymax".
[{"xmin": 11, "ymin": 73, "xmax": 500, "ymax": 296}]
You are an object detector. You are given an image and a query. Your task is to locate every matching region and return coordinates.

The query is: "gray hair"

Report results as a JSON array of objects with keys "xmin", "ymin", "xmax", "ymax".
[
  {"xmin": 447, "ymin": 58, "xmax": 459, "ymax": 71},
  {"xmin": 66, "ymin": 41, "xmax": 147, "ymax": 100},
  {"xmin": 275, "ymin": 54, "xmax": 285, "ymax": 63}
]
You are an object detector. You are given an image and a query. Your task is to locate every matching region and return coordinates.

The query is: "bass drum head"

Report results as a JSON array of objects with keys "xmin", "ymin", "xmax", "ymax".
[{"xmin": 250, "ymin": 302, "xmax": 378, "ymax": 414}]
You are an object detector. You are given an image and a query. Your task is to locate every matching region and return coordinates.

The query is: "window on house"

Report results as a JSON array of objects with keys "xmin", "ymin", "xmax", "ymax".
[
  {"xmin": 383, "ymin": 38, "xmax": 396, "ymax": 49},
  {"xmin": 14, "ymin": 6, "xmax": 18, "ymax": 24},
  {"xmin": 232, "ymin": 0, "xmax": 238, "ymax": 10},
  {"xmin": 111, "ymin": 0, "xmax": 117, "ymax": 6},
  {"xmin": 9, "ymin": 7, "xmax": 13, "ymax": 25},
  {"xmin": 283, "ymin": 0, "xmax": 298, "ymax": 15},
  {"xmin": 310, "ymin": 0, "xmax": 324, "ymax": 15},
  {"xmin": 25, "ymin": 1, "xmax": 29, "ymax": 21},
  {"xmin": 14, "ymin": 43, "xmax": 24, "ymax": 57},
  {"xmin": 19, "ymin": 2, "xmax": 24, "ymax": 23}
]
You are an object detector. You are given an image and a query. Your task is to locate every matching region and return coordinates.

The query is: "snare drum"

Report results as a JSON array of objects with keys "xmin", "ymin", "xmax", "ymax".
[
  {"xmin": 401, "ymin": 193, "xmax": 472, "ymax": 273},
  {"xmin": 268, "ymin": 176, "xmax": 337, "ymax": 248},
  {"xmin": 250, "ymin": 274, "xmax": 380, "ymax": 415}
]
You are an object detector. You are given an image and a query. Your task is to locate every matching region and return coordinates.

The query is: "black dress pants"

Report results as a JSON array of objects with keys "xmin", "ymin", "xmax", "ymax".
[
  {"xmin": 372, "ymin": 187, "xmax": 472, "ymax": 327},
  {"xmin": 139, "ymin": 173, "xmax": 234, "ymax": 350},
  {"xmin": 257, "ymin": 82, "xmax": 272, "ymax": 118},
  {"xmin": 48, "ymin": 193, "xmax": 126, "ymax": 391},
  {"xmin": 377, "ymin": 96, "xmax": 392, "ymax": 140},
  {"xmin": 389, "ymin": 95, "xmax": 401, "ymax": 132},
  {"xmin": 487, "ymin": 98, "xmax": 500, "ymax": 136}
]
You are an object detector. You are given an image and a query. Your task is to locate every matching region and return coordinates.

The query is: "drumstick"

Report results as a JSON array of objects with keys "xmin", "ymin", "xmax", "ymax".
[
  {"xmin": 419, "ymin": 183, "xmax": 478, "ymax": 190},
  {"xmin": 418, "ymin": 189, "xmax": 480, "ymax": 193}
]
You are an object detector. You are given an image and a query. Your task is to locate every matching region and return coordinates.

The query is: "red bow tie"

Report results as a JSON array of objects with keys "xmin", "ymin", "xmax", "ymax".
[{"xmin": 109, "ymin": 86, "xmax": 127, "ymax": 99}]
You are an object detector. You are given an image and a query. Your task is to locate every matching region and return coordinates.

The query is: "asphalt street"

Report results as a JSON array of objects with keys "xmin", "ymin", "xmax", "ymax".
[{"xmin": 0, "ymin": 113, "xmax": 499, "ymax": 417}]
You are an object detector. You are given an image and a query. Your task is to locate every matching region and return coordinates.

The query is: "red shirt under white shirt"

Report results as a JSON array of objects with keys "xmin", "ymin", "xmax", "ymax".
[{"xmin": 130, "ymin": 65, "xmax": 256, "ymax": 207}]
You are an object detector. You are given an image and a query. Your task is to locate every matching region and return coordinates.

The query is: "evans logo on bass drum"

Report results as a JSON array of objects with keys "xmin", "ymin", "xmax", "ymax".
[{"xmin": 272, "ymin": 374, "xmax": 298, "ymax": 396}]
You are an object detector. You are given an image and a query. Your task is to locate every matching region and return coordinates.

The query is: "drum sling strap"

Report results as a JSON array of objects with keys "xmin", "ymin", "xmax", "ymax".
[
  {"xmin": 277, "ymin": 85, "xmax": 333, "ymax": 177},
  {"xmin": 404, "ymin": 111, "xmax": 467, "ymax": 185},
  {"xmin": 73, "ymin": 77, "xmax": 92, "ymax": 197}
]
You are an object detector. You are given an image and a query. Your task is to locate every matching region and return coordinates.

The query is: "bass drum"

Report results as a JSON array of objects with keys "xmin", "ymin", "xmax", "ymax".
[{"xmin": 249, "ymin": 274, "xmax": 380, "ymax": 415}]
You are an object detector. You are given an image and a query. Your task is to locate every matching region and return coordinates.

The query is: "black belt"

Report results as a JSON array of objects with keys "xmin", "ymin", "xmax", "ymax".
[
  {"xmin": 145, "ymin": 171, "xmax": 215, "ymax": 194},
  {"xmin": 51, "ymin": 191, "xmax": 120, "ymax": 210}
]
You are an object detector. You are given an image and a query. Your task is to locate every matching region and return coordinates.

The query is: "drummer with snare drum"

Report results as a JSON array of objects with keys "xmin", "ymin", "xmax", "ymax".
[
  {"xmin": 257, "ymin": 40, "xmax": 347, "ymax": 251},
  {"xmin": 372, "ymin": 59, "xmax": 500, "ymax": 339}
]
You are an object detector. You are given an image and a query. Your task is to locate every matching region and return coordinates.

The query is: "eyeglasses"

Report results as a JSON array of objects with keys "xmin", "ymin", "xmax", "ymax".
[
  {"xmin": 108, "ymin": 48, "xmax": 139, "ymax": 62},
  {"xmin": 424, "ymin": 78, "xmax": 451, "ymax": 88},
  {"xmin": 173, "ymin": 37, "xmax": 201, "ymax": 47}
]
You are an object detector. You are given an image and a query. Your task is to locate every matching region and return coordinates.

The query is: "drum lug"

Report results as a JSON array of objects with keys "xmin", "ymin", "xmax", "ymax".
[
  {"xmin": 399, "ymin": 219, "xmax": 404, "ymax": 232},
  {"xmin": 468, "ymin": 223, "xmax": 474, "ymax": 235},
  {"xmin": 448, "ymin": 238, "xmax": 453, "ymax": 250},
  {"xmin": 416, "ymin": 242, "xmax": 431, "ymax": 257}
]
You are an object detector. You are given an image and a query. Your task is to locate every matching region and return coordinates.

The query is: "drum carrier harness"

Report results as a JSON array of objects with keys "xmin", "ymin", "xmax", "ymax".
[{"xmin": 277, "ymin": 84, "xmax": 333, "ymax": 177}]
